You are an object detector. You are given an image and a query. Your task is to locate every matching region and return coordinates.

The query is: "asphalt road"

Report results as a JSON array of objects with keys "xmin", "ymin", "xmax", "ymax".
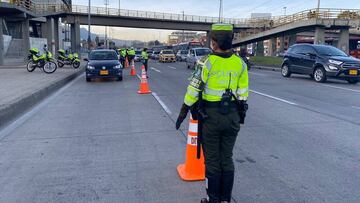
[{"xmin": 0, "ymin": 60, "xmax": 359, "ymax": 203}]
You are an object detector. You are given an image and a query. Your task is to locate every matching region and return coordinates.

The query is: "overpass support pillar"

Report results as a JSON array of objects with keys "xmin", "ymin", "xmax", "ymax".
[
  {"xmin": 256, "ymin": 41, "xmax": 264, "ymax": 56},
  {"xmin": 338, "ymin": 28, "xmax": 349, "ymax": 54},
  {"xmin": 0, "ymin": 17, "xmax": 4, "ymax": 65},
  {"xmin": 288, "ymin": 35, "xmax": 297, "ymax": 47},
  {"xmin": 46, "ymin": 18, "xmax": 56, "ymax": 54},
  {"xmin": 22, "ymin": 18, "xmax": 30, "ymax": 59},
  {"xmin": 279, "ymin": 36, "xmax": 285, "ymax": 52},
  {"xmin": 268, "ymin": 38, "xmax": 277, "ymax": 56},
  {"xmin": 314, "ymin": 27, "xmax": 325, "ymax": 44},
  {"xmin": 206, "ymin": 31, "xmax": 211, "ymax": 48},
  {"xmin": 71, "ymin": 18, "xmax": 81, "ymax": 56}
]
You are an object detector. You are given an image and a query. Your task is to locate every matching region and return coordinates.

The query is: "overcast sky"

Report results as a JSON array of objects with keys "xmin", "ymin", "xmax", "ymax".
[{"xmin": 74, "ymin": 0, "xmax": 360, "ymax": 41}]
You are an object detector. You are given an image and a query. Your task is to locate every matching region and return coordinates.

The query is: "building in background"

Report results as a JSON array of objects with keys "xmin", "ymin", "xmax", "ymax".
[{"xmin": 167, "ymin": 31, "xmax": 199, "ymax": 45}]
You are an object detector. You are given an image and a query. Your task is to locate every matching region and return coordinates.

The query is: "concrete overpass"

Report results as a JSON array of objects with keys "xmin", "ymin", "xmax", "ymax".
[{"xmin": 232, "ymin": 8, "xmax": 360, "ymax": 55}]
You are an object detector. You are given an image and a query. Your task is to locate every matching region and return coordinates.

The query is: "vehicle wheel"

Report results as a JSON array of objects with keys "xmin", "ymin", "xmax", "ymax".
[
  {"xmin": 86, "ymin": 77, "xmax": 91, "ymax": 82},
  {"xmin": 117, "ymin": 76, "xmax": 123, "ymax": 81},
  {"xmin": 281, "ymin": 64, "xmax": 291, "ymax": 77},
  {"xmin": 347, "ymin": 79, "xmax": 358, "ymax": 84},
  {"xmin": 57, "ymin": 61, "xmax": 64, "ymax": 68},
  {"xmin": 72, "ymin": 61, "xmax": 80, "ymax": 69},
  {"xmin": 27, "ymin": 60, "xmax": 36, "ymax": 72},
  {"xmin": 313, "ymin": 67, "xmax": 327, "ymax": 83},
  {"xmin": 43, "ymin": 61, "xmax": 57, "ymax": 74}
]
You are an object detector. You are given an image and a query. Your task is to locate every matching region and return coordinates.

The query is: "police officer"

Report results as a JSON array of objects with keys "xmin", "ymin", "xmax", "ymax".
[
  {"xmin": 127, "ymin": 47, "xmax": 136, "ymax": 64},
  {"xmin": 120, "ymin": 48, "xmax": 127, "ymax": 67},
  {"xmin": 141, "ymin": 48, "xmax": 149, "ymax": 73},
  {"xmin": 175, "ymin": 24, "xmax": 249, "ymax": 203}
]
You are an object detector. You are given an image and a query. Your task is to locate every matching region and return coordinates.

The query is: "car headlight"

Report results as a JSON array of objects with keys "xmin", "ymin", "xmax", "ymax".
[
  {"xmin": 329, "ymin": 59, "xmax": 343, "ymax": 65},
  {"xmin": 87, "ymin": 65, "xmax": 95, "ymax": 70},
  {"xmin": 328, "ymin": 65, "xmax": 339, "ymax": 71},
  {"xmin": 113, "ymin": 65, "xmax": 121, "ymax": 69}
]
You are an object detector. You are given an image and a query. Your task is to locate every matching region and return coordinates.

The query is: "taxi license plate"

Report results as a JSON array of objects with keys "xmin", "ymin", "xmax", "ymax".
[
  {"xmin": 100, "ymin": 70, "xmax": 108, "ymax": 75},
  {"xmin": 349, "ymin": 69, "xmax": 358, "ymax": 75}
]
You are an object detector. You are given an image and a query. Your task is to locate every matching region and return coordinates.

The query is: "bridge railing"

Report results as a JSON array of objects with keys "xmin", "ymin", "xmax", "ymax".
[{"xmin": 34, "ymin": 4, "xmax": 254, "ymax": 25}]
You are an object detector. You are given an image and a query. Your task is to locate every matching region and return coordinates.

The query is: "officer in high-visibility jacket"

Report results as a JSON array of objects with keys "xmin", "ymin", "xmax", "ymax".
[
  {"xmin": 141, "ymin": 48, "xmax": 149, "ymax": 73},
  {"xmin": 127, "ymin": 47, "xmax": 136, "ymax": 64},
  {"xmin": 176, "ymin": 24, "xmax": 249, "ymax": 203},
  {"xmin": 120, "ymin": 48, "xmax": 127, "ymax": 67}
]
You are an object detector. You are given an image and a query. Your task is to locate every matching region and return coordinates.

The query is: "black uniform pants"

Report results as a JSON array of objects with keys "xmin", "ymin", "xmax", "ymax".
[
  {"xmin": 143, "ymin": 59, "xmax": 148, "ymax": 72},
  {"xmin": 202, "ymin": 107, "xmax": 240, "ymax": 174}
]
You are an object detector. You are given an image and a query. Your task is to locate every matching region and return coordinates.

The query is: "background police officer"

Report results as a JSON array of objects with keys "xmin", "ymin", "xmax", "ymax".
[
  {"xmin": 141, "ymin": 48, "xmax": 149, "ymax": 73},
  {"xmin": 175, "ymin": 24, "xmax": 249, "ymax": 203}
]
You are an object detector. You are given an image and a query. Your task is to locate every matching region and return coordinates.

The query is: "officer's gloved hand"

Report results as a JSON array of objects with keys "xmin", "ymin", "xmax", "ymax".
[{"xmin": 176, "ymin": 104, "xmax": 190, "ymax": 130}]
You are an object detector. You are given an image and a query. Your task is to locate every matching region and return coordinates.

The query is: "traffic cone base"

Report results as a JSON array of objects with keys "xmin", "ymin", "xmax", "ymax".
[
  {"xmin": 177, "ymin": 117, "xmax": 205, "ymax": 181},
  {"xmin": 138, "ymin": 65, "xmax": 151, "ymax": 94}
]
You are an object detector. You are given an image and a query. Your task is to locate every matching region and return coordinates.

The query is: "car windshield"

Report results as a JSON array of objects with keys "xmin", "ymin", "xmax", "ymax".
[
  {"xmin": 154, "ymin": 51, "xmax": 160, "ymax": 54},
  {"xmin": 181, "ymin": 50, "xmax": 188, "ymax": 54},
  {"xmin": 89, "ymin": 51, "xmax": 118, "ymax": 60},
  {"xmin": 316, "ymin": 46, "xmax": 347, "ymax": 57},
  {"xmin": 163, "ymin": 51, "xmax": 173, "ymax": 54},
  {"xmin": 135, "ymin": 51, "xmax": 141, "ymax": 55},
  {"xmin": 195, "ymin": 49, "xmax": 211, "ymax": 56}
]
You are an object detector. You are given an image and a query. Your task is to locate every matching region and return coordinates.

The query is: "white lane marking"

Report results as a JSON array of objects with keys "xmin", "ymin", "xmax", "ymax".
[
  {"xmin": 249, "ymin": 72, "xmax": 267, "ymax": 76},
  {"xmin": 150, "ymin": 67, "xmax": 161, "ymax": 73},
  {"xmin": 250, "ymin": 90, "xmax": 298, "ymax": 106},
  {"xmin": 152, "ymin": 92, "xmax": 172, "ymax": 115},
  {"xmin": 0, "ymin": 73, "xmax": 84, "ymax": 140},
  {"xmin": 322, "ymin": 84, "xmax": 360, "ymax": 93},
  {"xmin": 352, "ymin": 106, "xmax": 360, "ymax": 110},
  {"xmin": 168, "ymin": 66, "xmax": 177, "ymax": 70}
]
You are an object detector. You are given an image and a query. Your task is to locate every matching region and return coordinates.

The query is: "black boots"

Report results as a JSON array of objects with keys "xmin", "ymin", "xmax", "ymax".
[
  {"xmin": 220, "ymin": 171, "xmax": 234, "ymax": 202},
  {"xmin": 201, "ymin": 170, "xmax": 235, "ymax": 203},
  {"xmin": 202, "ymin": 170, "xmax": 222, "ymax": 203}
]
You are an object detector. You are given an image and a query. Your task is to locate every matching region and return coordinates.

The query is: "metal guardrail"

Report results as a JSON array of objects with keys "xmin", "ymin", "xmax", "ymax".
[{"xmin": 33, "ymin": 4, "xmax": 253, "ymax": 25}]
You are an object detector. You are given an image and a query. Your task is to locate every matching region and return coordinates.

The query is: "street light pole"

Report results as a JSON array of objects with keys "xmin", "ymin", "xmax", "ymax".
[
  {"xmin": 104, "ymin": 0, "xmax": 109, "ymax": 48},
  {"xmin": 283, "ymin": 7, "xmax": 287, "ymax": 16},
  {"xmin": 87, "ymin": 0, "xmax": 91, "ymax": 52},
  {"xmin": 317, "ymin": 0, "xmax": 320, "ymax": 12},
  {"xmin": 218, "ymin": 0, "xmax": 223, "ymax": 23},
  {"xmin": 118, "ymin": 0, "xmax": 121, "ymax": 16}
]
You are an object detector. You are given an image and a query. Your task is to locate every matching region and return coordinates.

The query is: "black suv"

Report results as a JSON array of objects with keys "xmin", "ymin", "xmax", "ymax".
[{"xmin": 282, "ymin": 44, "xmax": 360, "ymax": 84}]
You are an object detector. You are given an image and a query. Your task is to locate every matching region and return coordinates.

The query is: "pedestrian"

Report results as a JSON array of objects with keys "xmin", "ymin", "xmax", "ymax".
[
  {"xmin": 175, "ymin": 23, "xmax": 249, "ymax": 203},
  {"xmin": 141, "ymin": 48, "xmax": 149, "ymax": 75}
]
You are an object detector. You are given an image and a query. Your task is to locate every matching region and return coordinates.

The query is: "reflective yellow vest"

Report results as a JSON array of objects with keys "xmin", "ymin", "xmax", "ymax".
[
  {"xmin": 128, "ymin": 49, "xmax": 135, "ymax": 56},
  {"xmin": 141, "ymin": 51, "xmax": 148, "ymax": 60},
  {"xmin": 184, "ymin": 54, "xmax": 249, "ymax": 106}
]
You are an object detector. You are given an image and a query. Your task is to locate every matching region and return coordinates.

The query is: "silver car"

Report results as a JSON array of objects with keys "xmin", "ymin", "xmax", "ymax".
[{"xmin": 186, "ymin": 48, "xmax": 212, "ymax": 69}]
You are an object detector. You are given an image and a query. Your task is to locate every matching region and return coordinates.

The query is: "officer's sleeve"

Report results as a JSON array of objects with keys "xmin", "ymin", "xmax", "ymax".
[
  {"xmin": 236, "ymin": 59, "xmax": 249, "ymax": 101},
  {"xmin": 183, "ymin": 57, "xmax": 210, "ymax": 106}
]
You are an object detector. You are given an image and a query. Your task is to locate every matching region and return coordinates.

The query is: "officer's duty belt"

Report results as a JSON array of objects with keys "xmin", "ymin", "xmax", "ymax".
[{"xmin": 203, "ymin": 101, "xmax": 238, "ymax": 108}]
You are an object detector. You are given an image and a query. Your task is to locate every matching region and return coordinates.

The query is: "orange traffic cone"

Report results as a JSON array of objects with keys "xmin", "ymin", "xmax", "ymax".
[
  {"xmin": 137, "ymin": 65, "xmax": 151, "ymax": 94},
  {"xmin": 177, "ymin": 116, "xmax": 205, "ymax": 181},
  {"xmin": 130, "ymin": 61, "xmax": 137, "ymax": 76},
  {"xmin": 125, "ymin": 57, "xmax": 129, "ymax": 68}
]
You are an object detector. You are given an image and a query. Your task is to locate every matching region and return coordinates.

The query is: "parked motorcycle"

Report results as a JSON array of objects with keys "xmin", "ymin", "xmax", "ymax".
[
  {"xmin": 57, "ymin": 49, "xmax": 81, "ymax": 69},
  {"xmin": 27, "ymin": 46, "xmax": 57, "ymax": 74}
]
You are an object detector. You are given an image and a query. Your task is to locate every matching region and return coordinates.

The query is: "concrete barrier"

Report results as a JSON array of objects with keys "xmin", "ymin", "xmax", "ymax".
[{"xmin": 0, "ymin": 69, "xmax": 83, "ymax": 129}]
